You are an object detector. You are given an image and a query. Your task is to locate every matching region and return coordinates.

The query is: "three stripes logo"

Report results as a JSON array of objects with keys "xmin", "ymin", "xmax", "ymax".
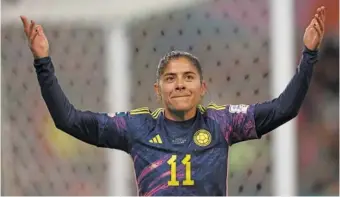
[
  {"xmin": 149, "ymin": 134, "xmax": 163, "ymax": 144},
  {"xmin": 197, "ymin": 103, "xmax": 226, "ymax": 114},
  {"xmin": 129, "ymin": 107, "xmax": 163, "ymax": 119}
]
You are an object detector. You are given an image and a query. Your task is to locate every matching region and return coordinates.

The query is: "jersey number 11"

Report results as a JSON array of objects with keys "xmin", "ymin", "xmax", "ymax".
[{"xmin": 167, "ymin": 154, "xmax": 194, "ymax": 186}]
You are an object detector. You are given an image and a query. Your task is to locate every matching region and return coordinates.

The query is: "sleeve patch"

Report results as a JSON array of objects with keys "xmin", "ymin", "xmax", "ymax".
[
  {"xmin": 108, "ymin": 112, "xmax": 127, "ymax": 117},
  {"xmin": 229, "ymin": 104, "xmax": 249, "ymax": 114}
]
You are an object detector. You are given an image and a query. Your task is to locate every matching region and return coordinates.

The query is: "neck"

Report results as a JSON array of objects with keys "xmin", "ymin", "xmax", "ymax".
[{"xmin": 164, "ymin": 107, "xmax": 197, "ymax": 121}]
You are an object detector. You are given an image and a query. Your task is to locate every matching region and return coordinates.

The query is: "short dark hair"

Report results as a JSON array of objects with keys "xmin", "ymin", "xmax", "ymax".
[{"xmin": 156, "ymin": 51, "xmax": 203, "ymax": 82}]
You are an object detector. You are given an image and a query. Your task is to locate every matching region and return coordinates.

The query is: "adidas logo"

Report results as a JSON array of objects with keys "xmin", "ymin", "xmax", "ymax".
[{"xmin": 149, "ymin": 134, "xmax": 163, "ymax": 144}]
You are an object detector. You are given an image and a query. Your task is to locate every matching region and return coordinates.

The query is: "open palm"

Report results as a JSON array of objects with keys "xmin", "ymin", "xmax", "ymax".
[
  {"xmin": 303, "ymin": 6, "xmax": 326, "ymax": 51},
  {"xmin": 20, "ymin": 16, "xmax": 49, "ymax": 59}
]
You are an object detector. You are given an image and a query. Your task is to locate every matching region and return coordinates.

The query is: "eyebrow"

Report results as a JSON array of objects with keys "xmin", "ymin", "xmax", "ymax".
[{"xmin": 163, "ymin": 71, "xmax": 197, "ymax": 77}]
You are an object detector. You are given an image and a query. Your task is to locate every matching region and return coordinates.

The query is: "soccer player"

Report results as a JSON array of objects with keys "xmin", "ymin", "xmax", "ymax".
[{"xmin": 20, "ymin": 6, "xmax": 325, "ymax": 196}]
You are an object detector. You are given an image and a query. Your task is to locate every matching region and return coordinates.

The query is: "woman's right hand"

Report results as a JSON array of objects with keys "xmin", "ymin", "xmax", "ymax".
[{"xmin": 20, "ymin": 16, "xmax": 49, "ymax": 59}]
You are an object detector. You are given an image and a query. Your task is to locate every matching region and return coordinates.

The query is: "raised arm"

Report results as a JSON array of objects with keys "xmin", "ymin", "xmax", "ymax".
[
  {"xmin": 21, "ymin": 16, "xmax": 130, "ymax": 151},
  {"xmin": 255, "ymin": 6, "xmax": 326, "ymax": 137},
  {"xmin": 254, "ymin": 47, "xmax": 318, "ymax": 137},
  {"xmin": 222, "ymin": 7, "xmax": 326, "ymax": 145}
]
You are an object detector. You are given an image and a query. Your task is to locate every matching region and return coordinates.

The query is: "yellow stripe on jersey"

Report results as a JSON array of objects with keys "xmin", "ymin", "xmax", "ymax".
[
  {"xmin": 207, "ymin": 106, "xmax": 225, "ymax": 110},
  {"xmin": 130, "ymin": 107, "xmax": 164, "ymax": 117},
  {"xmin": 130, "ymin": 111, "xmax": 150, "ymax": 115},
  {"xmin": 156, "ymin": 134, "xmax": 163, "ymax": 143},
  {"xmin": 197, "ymin": 105, "xmax": 206, "ymax": 113},
  {"xmin": 151, "ymin": 108, "xmax": 161, "ymax": 116},
  {"xmin": 130, "ymin": 107, "xmax": 149, "ymax": 112},
  {"xmin": 206, "ymin": 103, "xmax": 226, "ymax": 110},
  {"xmin": 130, "ymin": 107, "xmax": 150, "ymax": 115},
  {"xmin": 152, "ymin": 108, "xmax": 163, "ymax": 119}
]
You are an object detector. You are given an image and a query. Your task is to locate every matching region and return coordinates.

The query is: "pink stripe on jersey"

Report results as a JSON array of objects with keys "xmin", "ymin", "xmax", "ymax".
[{"xmin": 137, "ymin": 155, "xmax": 170, "ymax": 184}]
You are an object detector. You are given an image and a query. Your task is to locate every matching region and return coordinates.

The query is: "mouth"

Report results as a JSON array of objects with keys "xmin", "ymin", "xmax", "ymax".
[{"xmin": 172, "ymin": 95, "xmax": 190, "ymax": 99}]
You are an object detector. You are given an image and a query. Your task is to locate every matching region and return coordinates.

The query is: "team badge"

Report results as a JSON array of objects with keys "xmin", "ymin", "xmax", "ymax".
[
  {"xmin": 229, "ymin": 104, "xmax": 249, "ymax": 113},
  {"xmin": 193, "ymin": 129, "xmax": 211, "ymax": 147}
]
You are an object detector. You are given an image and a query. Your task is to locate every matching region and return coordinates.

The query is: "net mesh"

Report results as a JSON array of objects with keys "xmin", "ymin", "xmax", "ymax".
[{"xmin": 2, "ymin": 25, "xmax": 109, "ymax": 196}]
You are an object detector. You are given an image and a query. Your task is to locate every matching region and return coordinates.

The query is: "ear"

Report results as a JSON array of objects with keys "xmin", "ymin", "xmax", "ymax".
[
  {"xmin": 154, "ymin": 82, "xmax": 161, "ymax": 101},
  {"xmin": 200, "ymin": 80, "xmax": 207, "ymax": 97}
]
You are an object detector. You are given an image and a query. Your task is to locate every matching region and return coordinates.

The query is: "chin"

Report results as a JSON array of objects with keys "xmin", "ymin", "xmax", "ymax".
[
  {"xmin": 170, "ymin": 103, "xmax": 193, "ymax": 112},
  {"xmin": 168, "ymin": 97, "xmax": 196, "ymax": 111}
]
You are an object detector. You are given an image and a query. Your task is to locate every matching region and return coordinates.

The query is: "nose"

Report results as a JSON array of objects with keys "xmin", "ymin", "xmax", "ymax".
[
  {"xmin": 176, "ymin": 84, "xmax": 185, "ymax": 90},
  {"xmin": 175, "ymin": 80, "xmax": 186, "ymax": 91}
]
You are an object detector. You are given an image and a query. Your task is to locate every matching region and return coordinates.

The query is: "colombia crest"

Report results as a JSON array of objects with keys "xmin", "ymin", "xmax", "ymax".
[{"xmin": 193, "ymin": 129, "xmax": 211, "ymax": 147}]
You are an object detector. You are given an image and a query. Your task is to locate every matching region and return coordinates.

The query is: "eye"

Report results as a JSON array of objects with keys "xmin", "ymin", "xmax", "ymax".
[
  {"xmin": 166, "ymin": 76, "xmax": 175, "ymax": 82},
  {"xmin": 186, "ymin": 75, "xmax": 194, "ymax": 80}
]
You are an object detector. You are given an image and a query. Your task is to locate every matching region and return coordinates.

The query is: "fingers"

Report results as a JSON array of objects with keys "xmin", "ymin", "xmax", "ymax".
[
  {"xmin": 308, "ymin": 6, "xmax": 325, "ymax": 38},
  {"xmin": 29, "ymin": 20, "xmax": 36, "ymax": 39},
  {"xmin": 31, "ymin": 29, "xmax": 39, "ymax": 43},
  {"xmin": 31, "ymin": 25, "xmax": 44, "ymax": 42},
  {"xmin": 314, "ymin": 14, "xmax": 324, "ymax": 32},
  {"xmin": 20, "ymin": 16, "xmax": 28, "ymax": 28},
  {"xmin": 20, "ymin": 16, "xmax": 29, "ymax": 35},
  {"xmin": 36, "ymin": 25, "xmax": 43, "ymax": 36},
  {"xmin": 30, "ymin": 25, "xmax": 39, "ymax": 42},
  {"xmin": 312, "ymin": 19, "xmax": 322, "ymax": 38},
  {"xmin": 321, "ymin": 6, "xmax": 326, "ymax": 22},
  {"xmin": 20, "ymin": 16, "xmax": 39, "ymax": 39},
  {"xmin": 20, "ymin": 16, "xmax": 45, "ymax": 45},
  {"xmin": 317, "ymin": 6, "xmax": 326, "ymax": 22}
]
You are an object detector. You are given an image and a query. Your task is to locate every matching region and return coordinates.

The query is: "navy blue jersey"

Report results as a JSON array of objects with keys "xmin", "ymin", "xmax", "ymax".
[
  {"xmin": 104, "ymin": 104, "xmax": 257, "ymax": 196},
  {"xmin": 33, "ymin": 46, "xmax": 318, "ymax": 196}
]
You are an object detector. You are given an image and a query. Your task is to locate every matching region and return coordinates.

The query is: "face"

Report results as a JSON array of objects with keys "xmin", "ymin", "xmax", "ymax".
[{"xmin": 154, "ymin": 57, "xmax": 207, "ymax": 112}]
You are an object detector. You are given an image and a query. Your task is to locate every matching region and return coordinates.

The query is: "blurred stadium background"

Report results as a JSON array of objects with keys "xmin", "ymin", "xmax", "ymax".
[{"xmin": 1, "ymin": 0, "xmax": 338, "ymax": 196}]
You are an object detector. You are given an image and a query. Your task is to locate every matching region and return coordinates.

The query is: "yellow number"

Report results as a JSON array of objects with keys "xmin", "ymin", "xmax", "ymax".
[
  {"xmin": 167, "ymin": 155, "xmax": 180, "ymax": 186},
  {"xmin": 167, "ymin": 154, "xmax": 194, "ymax": 186},
  {"xmin": 182, "ymin": 154, "xmax": 194, "ymax": 185}
]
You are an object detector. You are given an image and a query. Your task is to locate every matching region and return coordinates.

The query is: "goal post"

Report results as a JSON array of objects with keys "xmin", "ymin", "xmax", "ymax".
[{"xmin": 270, "ymin": 0, "xmax": 297, "ymax": 195}]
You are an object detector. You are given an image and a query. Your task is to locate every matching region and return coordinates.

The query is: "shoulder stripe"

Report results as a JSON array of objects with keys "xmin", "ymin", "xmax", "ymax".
[
  {"xmin": 206, "ymin": 103, "xmax": 226, "ymax": 110},
  {"xmin": 198, "ymin": 105, "xmax": 206, "ymax": 113},
  {"xmin": 151, "ymin": 108, "xmax": 161, "ymax": 117},
  {"xmin": 206, "ymin": 106, "xmax": 225, "ymax": 110},
  {"xmin": 130, "ymin": 107, "xmax": 150, "ymax": 115},
  {"xmin": 151, "ymin": 108, "xmax": 163, "ymax": 119},
  {"xmin": 130, "ymin": 110, "xmax": 150, "ymax": 115},
  {"xmin": 130, "ymin": 107, "xmax": 149, "ymax": 112}
]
